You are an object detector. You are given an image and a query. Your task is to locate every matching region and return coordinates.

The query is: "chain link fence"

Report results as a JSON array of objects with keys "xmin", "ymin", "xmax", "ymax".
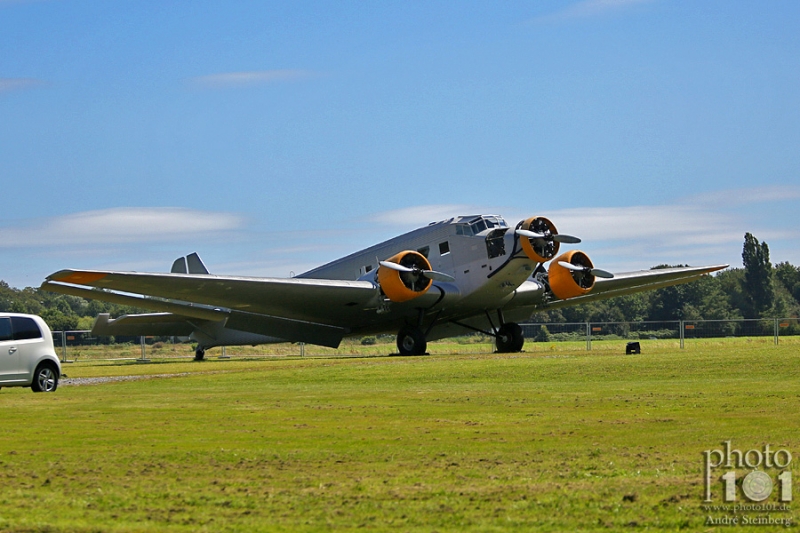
[
  {"xmin": 522, "ymin": 318, "xmax": 799, "ymax": 350},
  {"xmin": 50, "ymin": 317, "xmax": 799, "ymax": 362}
]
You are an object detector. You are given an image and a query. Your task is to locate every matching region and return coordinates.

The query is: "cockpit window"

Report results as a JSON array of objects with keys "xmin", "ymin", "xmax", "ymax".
[
  {"xmin": 466, "ymin": 216, "xmax": 507, "ymax": 235},
  {"xmin": 460, "ymin": 216, "xmax": 507, "ymax": 236},
  {"xmin": 471, "ymin": 220, "xmax": 487, "ymax": 234},
  {"xmin": 484, "ymin": 216, "xmax": 506, "ymax": 228}
]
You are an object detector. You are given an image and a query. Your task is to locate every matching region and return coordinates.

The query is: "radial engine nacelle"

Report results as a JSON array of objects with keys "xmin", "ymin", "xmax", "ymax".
[
  {"xmin": 515, "ymin": 216, "xmax": 581, "ymax": 263},
  {"xmin": 377, "ymin": 250, "xmax": 434, "ymax": 303},
  {"xmin": 548, "ymin": 250, "xmax": 614, "ymax": 300}
]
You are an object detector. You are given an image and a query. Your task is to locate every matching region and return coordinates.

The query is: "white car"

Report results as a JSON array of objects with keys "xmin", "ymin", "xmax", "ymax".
[{"xmin": 0, "ymin": 313, "xmax": 61, "ymax": 392}]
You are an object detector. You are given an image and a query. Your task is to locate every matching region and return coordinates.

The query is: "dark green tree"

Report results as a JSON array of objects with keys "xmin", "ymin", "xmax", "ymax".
[
  {"xmin": 742, "ymin": 233, "xmax": 773, "ymax": 317},
  {"xmin": 774, "ymin": 262, "xmax": 800, "ymax": 305}
]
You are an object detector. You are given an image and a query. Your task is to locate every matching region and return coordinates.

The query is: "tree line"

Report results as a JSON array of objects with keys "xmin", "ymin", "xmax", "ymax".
[
  {"xmin": 531, "ymin": 233, "xmax": 800, "ymax": 324},
  {"xmin": 0, "ymin": 283, "xmax": 146, "ymax": 331},
  {"xmin": 1, "ymin": 233, "xmax": 798, "ymax": 332}
]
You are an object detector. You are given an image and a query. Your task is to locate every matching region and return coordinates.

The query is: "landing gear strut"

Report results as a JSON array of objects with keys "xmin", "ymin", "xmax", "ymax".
[
  {"xmin": 450, "ymin": 311, "xmax": 526, "ymax": 353},
  {"xmin": 396, "ymin": 325, "xmax": 427, "ymax": 356},
  {"xmin": 194, "ymin": 348, "xmax": 205, "ymax": 361}
]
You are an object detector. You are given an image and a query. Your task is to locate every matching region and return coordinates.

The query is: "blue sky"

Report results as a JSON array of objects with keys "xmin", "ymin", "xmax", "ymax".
[{"xmin": 1, "ymin": 0, "xmax": 799, "ymax": 288}]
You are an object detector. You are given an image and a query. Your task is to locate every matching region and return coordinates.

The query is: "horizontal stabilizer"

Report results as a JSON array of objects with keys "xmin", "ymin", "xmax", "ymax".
[
  {"xmin": 41, "ymin": 281, "xmax": 229, "ymax": 322},
  {"xmin": 92, "ymin": 312, "xmax": 197, "ymax": 337}
]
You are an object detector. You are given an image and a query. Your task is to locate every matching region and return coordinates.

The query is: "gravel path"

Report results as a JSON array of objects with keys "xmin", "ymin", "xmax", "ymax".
[{"xmin": 61, "ymin": 373, "xmax": 189, "ymax": 386}]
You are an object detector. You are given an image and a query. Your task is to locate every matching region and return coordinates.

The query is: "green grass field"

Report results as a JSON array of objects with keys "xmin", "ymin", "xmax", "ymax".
[{"xmin": 1, "ymin": 337, "xmax": 799, "ymax": 532}]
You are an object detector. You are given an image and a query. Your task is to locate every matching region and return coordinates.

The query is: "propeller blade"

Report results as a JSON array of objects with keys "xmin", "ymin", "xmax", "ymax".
[
  {"xmin": 557, "ymin": 261, "xmax": 614, "ymax": 279},
  {"xmin": 515, "ymin": 229, "xmax": 547, "ymax": 239},
  {"xmin": 552, "ymin": 234, "xmax": 581, "ymax": 244},
  {"xmin": 379, "ymin": 261, "xmax": 414, "ymax": 273},
  {"xmin": 422, "ymin": 270, "xmax": 455, "ymax": 283},
  {"xmin": 557, "ymin": 261, "xmax": 583, "ymax": 271},
  {"xmin": 516, "ymin": 229, "xmax": 581, "ymax": 244},
  {"xmin": 590, "ymin": 268, "xmax": 614, "ymax": 279}
]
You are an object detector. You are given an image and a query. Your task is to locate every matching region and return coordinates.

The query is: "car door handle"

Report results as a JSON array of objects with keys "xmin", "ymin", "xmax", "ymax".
[{"xmin": 8, "ymin": 346, "xmax": 17, "ymax": 354}]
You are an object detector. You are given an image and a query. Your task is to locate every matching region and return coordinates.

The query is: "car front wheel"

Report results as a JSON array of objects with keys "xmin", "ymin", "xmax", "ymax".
[{"xmin": 31, "ymin": 363, "xmax": 59, "ymax": 393}]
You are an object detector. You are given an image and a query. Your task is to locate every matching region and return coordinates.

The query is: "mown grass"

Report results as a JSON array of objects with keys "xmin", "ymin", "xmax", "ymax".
[{"xmin": 1, "ymin": 338, "xmax": 799, "ymax": 532}]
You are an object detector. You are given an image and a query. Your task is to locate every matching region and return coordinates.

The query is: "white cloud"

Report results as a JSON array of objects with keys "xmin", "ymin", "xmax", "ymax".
[
  {"xmin": 369, "ymin": 204, "xmax": 475, "ymax": 227},
  {"xmin": 191, "ymin": 70, "xmax": 318, "ymax": 89},
  {"xmin": 364, "ymin": 187, "xmax": 800, "ymax": 272},
  {"xmin": 544, "ymin": 205, "xmax": 734, "ymax": 244},
  {"xmin": 0, "ymin": 77, "xmax": 45, "ymax": 93},
  {"xmin": 684, "ymin": 185, "xmax": 800, "ymax": 207},
  {"xmin": 531, "ymin": 0, "xmax": 654, "ymax": 23},
  {"xmin": 0, "ymin": 207, "xmax": 244, "ymax": 247}
]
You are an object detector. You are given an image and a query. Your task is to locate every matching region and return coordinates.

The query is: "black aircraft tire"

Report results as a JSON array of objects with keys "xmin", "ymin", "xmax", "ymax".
[
  {"xmin": 496, "ymin": 323, "xmax": 524, "ymax": 353},
  {"xmin": 194, "ymin": 348, "xmax": 205, "ymax": 361},
  {"xmin": 397, "ymin": 326, "xmax": 427, "ymax": 356}
]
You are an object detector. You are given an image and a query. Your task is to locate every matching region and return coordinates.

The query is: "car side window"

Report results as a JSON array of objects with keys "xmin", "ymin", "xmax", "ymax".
[
  {"xmin": 0, "ymin": 318, "xmax": 11, "ymax": 341},
  {"xmin": 10, "ymin": 317, "xmax": 42, "ymax": 340}
]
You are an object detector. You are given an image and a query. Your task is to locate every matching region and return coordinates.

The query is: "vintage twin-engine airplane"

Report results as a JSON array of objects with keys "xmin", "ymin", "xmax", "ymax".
[{"xmin": 42, "ymin": 215, "xmax": 726, "ymax": 359}]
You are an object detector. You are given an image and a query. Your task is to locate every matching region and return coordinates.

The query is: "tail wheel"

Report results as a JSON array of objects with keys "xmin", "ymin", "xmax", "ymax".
[
  {"xmin": 496, "ymin": 323, "xmax": 524, "ymax": 353},
  {"xmin": 31, "ymin": 363, "xmax": 59, "ymax": 393},
  {"xmin": 397, "ymin": 326, "xmax": 427, "ymax": 356}
]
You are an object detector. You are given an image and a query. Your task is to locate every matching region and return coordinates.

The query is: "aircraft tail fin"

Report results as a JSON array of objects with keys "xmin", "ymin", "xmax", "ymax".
[{"xmin": 170, "ymin": 252, "xmax": 210, "ymax": 275}]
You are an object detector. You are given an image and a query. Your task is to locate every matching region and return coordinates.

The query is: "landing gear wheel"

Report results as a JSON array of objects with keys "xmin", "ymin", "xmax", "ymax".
[
  {"xmin": 397, "ymin": 326, "xmax": 427, "ymax": 356},
  {"xmin": 31, "ymin": 363, "xmax": 59, "ymax": 392},
  {"xmin": 194, "ymin": 348, "xmax": 205, "ymax": 361},
  {"xmin": 495, "ymin": 323, "xmax": 524, "ymax": 353}
]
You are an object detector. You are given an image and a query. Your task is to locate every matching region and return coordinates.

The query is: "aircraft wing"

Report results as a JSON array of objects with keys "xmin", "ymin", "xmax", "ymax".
[
  {"xmin": 42, "ymin": 270, "xmax": 394, "ymax": 348},
  {"xmin": 510, "ymin": 264, "xmax": 728, "ymax": 311}
]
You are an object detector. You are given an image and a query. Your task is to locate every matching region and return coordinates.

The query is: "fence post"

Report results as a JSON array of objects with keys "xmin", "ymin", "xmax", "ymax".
[
  {"xmin": 775, "ymin": 318, "xmax": 779, "ymax": 345},
  {"xmin": 680, "ymin": 320, "xmax": 684, "ymax": 349},
  {"xmin": 61, "ymin": 330, "xmax": 67, "ymax": 362},
  {"xmin": 586, "ymin": 322, "xmax": 591, "ymax": 351},
  {"xmin": 138, "ymin": 336, "xmax": 150, "ymax": 362}
]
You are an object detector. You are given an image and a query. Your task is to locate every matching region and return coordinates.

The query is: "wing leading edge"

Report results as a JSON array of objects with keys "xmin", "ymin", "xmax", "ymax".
[
  {"xmin": 43, "ymin": 270, "xmax": 388, "ymax": 348},
  {"xmin": 509, "ymin": 264, "xmax": 728, "ymax": 311}
]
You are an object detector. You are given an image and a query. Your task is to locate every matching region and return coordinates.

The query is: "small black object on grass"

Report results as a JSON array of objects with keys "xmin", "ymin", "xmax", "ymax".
[{"xmin": 626, "ymin": 342, "xmax": 641, "ymax": 355}]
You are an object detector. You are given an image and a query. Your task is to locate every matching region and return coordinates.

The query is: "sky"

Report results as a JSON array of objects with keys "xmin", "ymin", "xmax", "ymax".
[{"xmin": 1, "ymin": 0, "xmax": 799, "ymax": 288}]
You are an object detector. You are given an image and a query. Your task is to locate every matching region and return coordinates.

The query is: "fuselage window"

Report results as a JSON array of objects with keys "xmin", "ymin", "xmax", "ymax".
[
  {"xmin": 364, "ymin": 264, "xmax": 373, "ymax": 273},
  {"xmin": 417, "ymin": 246, "xmax": 430, "ymax": 258},
  {"xmin": 455, "ymin": 225, "xmax": 472, "ymax": 236},
  {"xmin": 439, "ymin": 241, "xmax": 450, "ymax": 256}
]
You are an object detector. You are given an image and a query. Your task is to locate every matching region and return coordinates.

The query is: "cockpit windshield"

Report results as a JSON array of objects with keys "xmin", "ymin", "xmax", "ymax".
[{"xmin": 455, "ymin": 215, "xmax": 507, "ymax": 237}]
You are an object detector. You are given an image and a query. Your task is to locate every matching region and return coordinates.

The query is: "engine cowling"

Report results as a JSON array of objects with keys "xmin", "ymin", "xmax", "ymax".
[
  {"xmin": 377, "ymin": 250, "xmax": 433, "ymax": 302},
  {"xmin": 518, "ymin": 216, "xmax": 560, "ymax": 262},
  {"xmin": 548, "ymin": 250, "xmax": 596, "ymax": 300}
]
